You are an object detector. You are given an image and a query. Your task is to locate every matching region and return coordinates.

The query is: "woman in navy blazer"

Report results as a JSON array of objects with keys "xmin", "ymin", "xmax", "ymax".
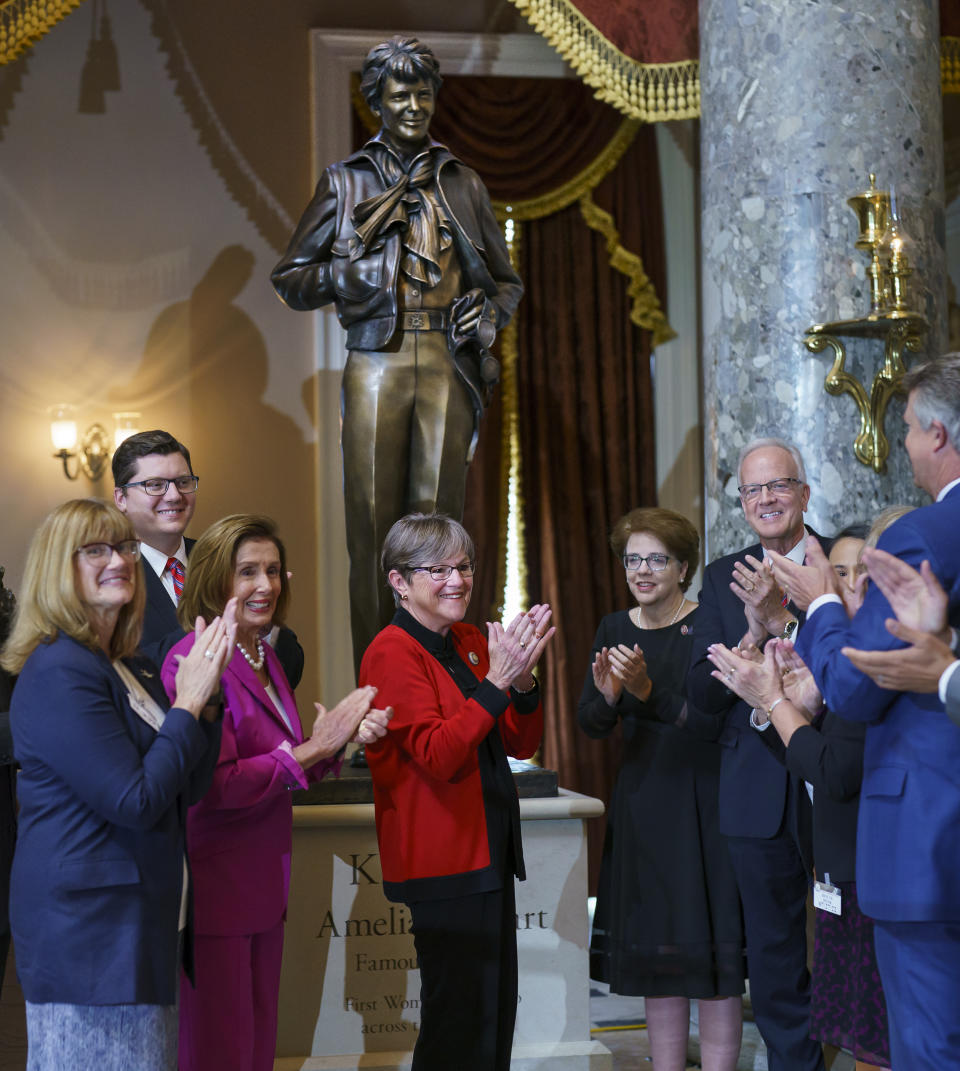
[
  {"xmin": 161, "ymin": 514, "xmax": 391, "ymax": 1071},
  {"xmin": 0, "ymin": 499, "xmax": 235, "ymax": 1071}
]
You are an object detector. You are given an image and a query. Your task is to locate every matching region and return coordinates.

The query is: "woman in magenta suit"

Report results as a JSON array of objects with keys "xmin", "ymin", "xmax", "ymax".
[{"xmin": 161, "ymin": 514, "xmax": 391, "ymax": 1071}]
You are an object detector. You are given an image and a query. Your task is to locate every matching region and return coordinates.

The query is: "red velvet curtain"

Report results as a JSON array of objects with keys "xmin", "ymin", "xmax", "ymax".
[{"xmin": 569, "ymin": 0, "xmax": 698, "ymax": 63}]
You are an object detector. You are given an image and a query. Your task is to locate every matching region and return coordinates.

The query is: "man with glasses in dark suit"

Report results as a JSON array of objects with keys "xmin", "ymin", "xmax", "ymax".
[
  {"xmin": 687, "ymin": 437, "xmax": 827, "ymax": 1071},
  {"xmin": 113, "ymin": 430, "xmax": 303, "ymax": 686}
]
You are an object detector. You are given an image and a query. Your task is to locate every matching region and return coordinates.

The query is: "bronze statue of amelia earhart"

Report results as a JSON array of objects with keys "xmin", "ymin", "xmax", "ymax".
[{"xmin": 272, "ymin": 35, "xmax": 522, "ymax": 672}]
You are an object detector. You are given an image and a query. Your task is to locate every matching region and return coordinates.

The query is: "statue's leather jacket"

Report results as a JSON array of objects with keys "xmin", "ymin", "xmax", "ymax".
[{"xmin": 270, "ymin": 139, "xmax": 523, "ymax": 354}]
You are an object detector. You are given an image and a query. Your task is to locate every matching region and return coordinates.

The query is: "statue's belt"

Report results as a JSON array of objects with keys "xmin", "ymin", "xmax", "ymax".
[{"xmin": 399, "ymin": 309, "xmax": 448, "ymax": 332}]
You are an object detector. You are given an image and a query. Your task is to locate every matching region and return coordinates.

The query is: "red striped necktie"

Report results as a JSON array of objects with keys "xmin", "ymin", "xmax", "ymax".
[{"xmin": 167, "ymin": 557, "xmax": 185, "ymax": 601}]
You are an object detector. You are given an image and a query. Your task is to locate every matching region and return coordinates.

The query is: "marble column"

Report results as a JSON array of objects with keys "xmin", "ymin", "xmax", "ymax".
[{"xmin": 700, "ymin": 0, "xmax": 946, "ymax": 558}]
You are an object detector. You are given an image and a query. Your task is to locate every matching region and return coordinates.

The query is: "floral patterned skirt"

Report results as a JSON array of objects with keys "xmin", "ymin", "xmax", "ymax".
[{"xmin": 809, "ymin": 880, "xmax": 890, "ymax": 1066}]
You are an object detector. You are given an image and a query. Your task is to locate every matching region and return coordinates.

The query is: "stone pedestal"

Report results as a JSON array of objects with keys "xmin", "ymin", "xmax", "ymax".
[
  {"xmin": 275, "ymin": 789, "xmax": 610, "ymax": 1071},
  {"xmin": 700, "ymin": 0, "xmax": 946, "ymax": 556}
]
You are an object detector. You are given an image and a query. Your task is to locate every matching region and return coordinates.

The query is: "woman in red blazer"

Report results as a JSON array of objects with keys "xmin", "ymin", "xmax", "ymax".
[
  {"xmin": 361, "ymin": 513, "xmax": 555, "ymax": 1071},
  {"xmin": 161, "ymin": 514, "xmax": 391, "ymax": 1071}
]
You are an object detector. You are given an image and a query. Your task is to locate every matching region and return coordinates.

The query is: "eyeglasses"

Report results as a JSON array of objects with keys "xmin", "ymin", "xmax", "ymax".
[
  {"xmin": 737, "ymin": 477, "xmax": 803, "ymax": 501},
  {"xmin": 412, "ymin": 562, "xmax": 476, "ymax": 581},
  {"xmin": 121, "ymin": 475, "xmax": 199, "ymax": 497},
  {"xmin": 622, "ymin": 553, "xmax": 672, "ymax": 572},
  {"xmin": 76, "ymin": 541, "xmax": 141, "ymax": 563}
]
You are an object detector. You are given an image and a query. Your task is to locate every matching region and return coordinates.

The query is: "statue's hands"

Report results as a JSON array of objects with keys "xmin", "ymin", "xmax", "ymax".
[{"xmin": 452, "ymin": 287, "xmax": 486, "ymax": 335}]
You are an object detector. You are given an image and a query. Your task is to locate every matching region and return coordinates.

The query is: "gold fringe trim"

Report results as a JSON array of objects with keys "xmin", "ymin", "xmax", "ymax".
[
  {"xmin": 0, "ymin": 0, "xmax": 86, "ymax": 66},
  {"xmin": 943, "ymin": 37, "xmax": 960, "ymax": 94},
  {"xmin": 490, "ymin": 117, "xmax": 639, "ymax": 221},
  {"xmin": 580, "ymin": 190, "xmax": 676, "ymax": 346},
  {"xmin": 493, "ymin": 220, "xmax": 526, "ymax": 619},
  {"xmin": 509, "ymin": 0, "xmax": 700, "ymax": 122}
]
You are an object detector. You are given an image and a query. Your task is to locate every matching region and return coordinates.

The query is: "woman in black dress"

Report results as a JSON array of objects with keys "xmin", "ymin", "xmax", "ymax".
[{"xmin": 578, "ymin": 508, "xmax": 745, "ymax": 1071}]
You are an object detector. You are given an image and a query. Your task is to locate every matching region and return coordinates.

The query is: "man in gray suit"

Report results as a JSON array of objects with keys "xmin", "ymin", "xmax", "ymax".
[{"xmin": 843, "ymin": 546, "xmax": 960, "ymax": 725}]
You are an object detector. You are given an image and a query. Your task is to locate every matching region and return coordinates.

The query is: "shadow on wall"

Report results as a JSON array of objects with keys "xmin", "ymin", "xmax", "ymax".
[{"xmin": 109, "ymin": 243, "xmax": 321, "ymax": 708}]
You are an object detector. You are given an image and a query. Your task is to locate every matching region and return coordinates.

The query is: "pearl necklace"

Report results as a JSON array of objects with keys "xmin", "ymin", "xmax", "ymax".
[
  {"xmin": 637, "ymin": 594, "xmax": 686, "ymax": 630},
  {"xmin": 236, "ymin": 637, "xmax": 265, "ymax": 671}
]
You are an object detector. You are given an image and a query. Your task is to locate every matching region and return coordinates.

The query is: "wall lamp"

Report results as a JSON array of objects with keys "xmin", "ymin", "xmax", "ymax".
[{"xmin": 49, "ymin": 406, "xmax": 141, "ymax": 481}]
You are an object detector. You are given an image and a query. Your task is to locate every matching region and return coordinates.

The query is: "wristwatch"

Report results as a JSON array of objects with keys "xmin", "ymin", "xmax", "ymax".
[{"xmin": 781, "ymin": 618, "xmax": 798, "ymax": 642}]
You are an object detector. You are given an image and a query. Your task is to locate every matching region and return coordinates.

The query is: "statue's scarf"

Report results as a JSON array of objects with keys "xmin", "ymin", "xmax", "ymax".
[{"xmin": 350, "ymin": 141, "xmax": 452, "ymax": 289}]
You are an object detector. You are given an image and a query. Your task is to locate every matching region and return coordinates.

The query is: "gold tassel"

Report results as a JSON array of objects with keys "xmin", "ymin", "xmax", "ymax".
[
  {"xmin": 1, "ymin": 0, "xmax": 87, "ymax": 66},
  {"xmin": 509, "ymin": 0, "xmax": 700, "ymax": 122}
]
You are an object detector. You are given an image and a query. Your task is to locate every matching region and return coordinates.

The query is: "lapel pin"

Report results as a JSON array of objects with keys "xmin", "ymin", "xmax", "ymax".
[{"xmin": 468, "ymin": 651, "xmax": 480, "ymax": 665}]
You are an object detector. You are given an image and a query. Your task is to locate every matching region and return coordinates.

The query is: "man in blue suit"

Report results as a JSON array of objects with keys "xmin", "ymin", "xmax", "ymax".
[
  {"xmin": 773, "ymin": 355, "xmax": 960, "ymax": 1069},
  {"xmin": 687, "ymin": 437, "xmax": 826, "ymax": 1071}
]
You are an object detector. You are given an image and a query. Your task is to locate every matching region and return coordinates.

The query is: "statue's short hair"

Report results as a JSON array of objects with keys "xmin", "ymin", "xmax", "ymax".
[
  {"xmin": 902, "ymin": 353, "xmax": 960, "ymax": 450},
  {"xmin": 359, "ymin": 36, "xmax": 443, "ymax": 112}
]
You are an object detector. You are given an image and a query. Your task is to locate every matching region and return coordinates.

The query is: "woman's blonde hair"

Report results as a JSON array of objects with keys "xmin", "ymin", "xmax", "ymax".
[
  {"xmin": 865, "ymin": 505, "xmax": 915, "ymax": 549},
  {"xmin": 0, "ymin": 499, "xmax": 145, "ymax": 673},
  {"xmin": 178, "ymin": 515, "xmax": 289, "ymax": 629}
]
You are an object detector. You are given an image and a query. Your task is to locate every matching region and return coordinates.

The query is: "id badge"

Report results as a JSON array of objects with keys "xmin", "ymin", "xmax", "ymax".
[{"xmin": 813, "ymin": 880, "xmax": 842, "ymax": 916}]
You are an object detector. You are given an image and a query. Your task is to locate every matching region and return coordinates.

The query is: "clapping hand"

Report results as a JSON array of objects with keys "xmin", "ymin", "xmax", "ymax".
[
  {"xmin": 352, "ymin": 704, "xmax": 393, "ymax": 745},
  {"xmin": 706, "ymin": 641, "xmax": 783, "ymax": 713},
  {"xmin": 840, "ymin": 550, "xmax": 954, "ymax": 692},
  {"xmin": 591, "ymin": 646, "xmax": 621, "ymax": 706},
  {"xmin": 767, "ymin": 537, "xmax": 838, "ymax": 611},
  {"xmin": 308, "ymin": 686, "xmax": 380, "ymax": 758},
  {"xmin": 731, "ymin": 556, "xmax": 790, "ymax": 637},
  {"xmin": 173, "ymin": 598, "xmax": 239, "ymax": 720},
  {"xmin": 842, "ymin": 623, "xmax": 955, "ymax": 693},
  {"xmin": 859, "ymin": 548, "xmax": 949, "ymax": 635},
  {"xmin": 606, "ymin": 643, "xmax": 652, "ymax": 702},
  {"xmin": 592, "ymin": 647, "xmax": 621, "ymax": 706},
  {"xmin": 486, "ymin": 604, "xmax": 556, "ymax": 691},
  {"xmin": 772, "ymin": 640, "xmax": 821, "ymax": 718}
]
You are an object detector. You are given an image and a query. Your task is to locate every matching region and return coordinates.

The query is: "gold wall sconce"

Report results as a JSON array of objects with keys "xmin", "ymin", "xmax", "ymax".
[
  {"xmin": 804, "ymin": 173, "xmax": 928, "ymax": 474},
  {"xmin": 49, "ymin": 406, "xmax": 141, "ymax": 481}
]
